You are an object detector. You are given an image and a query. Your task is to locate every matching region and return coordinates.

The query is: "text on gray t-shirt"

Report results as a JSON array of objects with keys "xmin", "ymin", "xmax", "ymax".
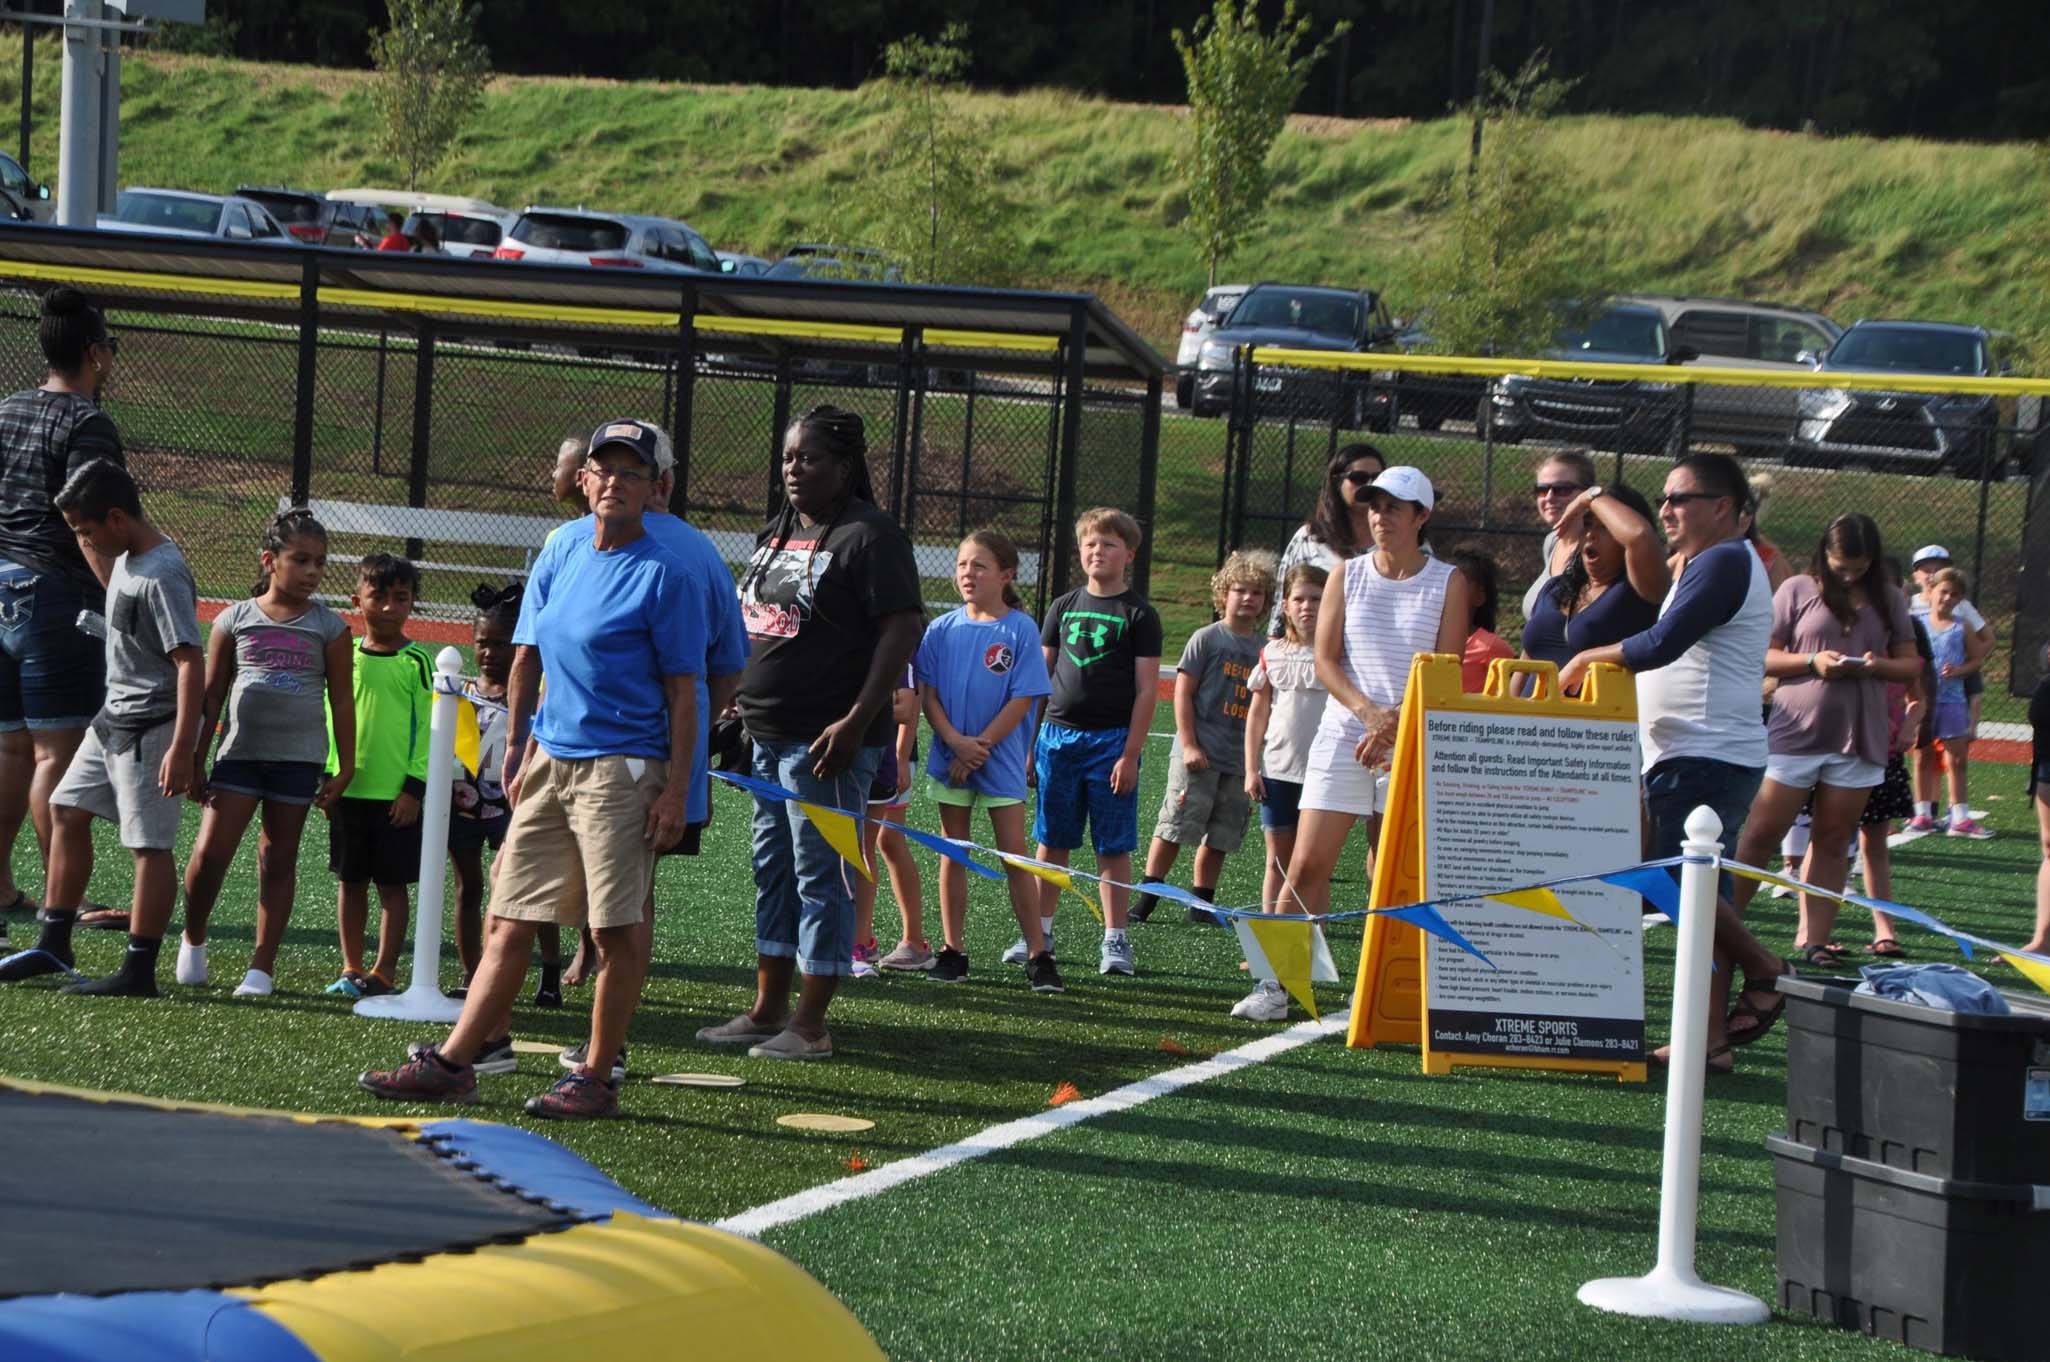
[
  {"xmin": 213, "ymin": 596, "xmax": 350, "ymax": 766},
  {"xmin": 1177, "ymin": 621, "xmax": 1263, "ymax": 775}
]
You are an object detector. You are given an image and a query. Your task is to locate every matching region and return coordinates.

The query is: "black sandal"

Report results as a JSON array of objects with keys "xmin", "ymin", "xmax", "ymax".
[
  {"xmin": 1725, "ymin": 987, "xmax": 1787, "ymax": 1049},
  {"xmin": 1865, "ymin": 938, "xmax": 1907, "ymax": 959},
  {"xmin": 1791, "ymin": 943, "xmax": 1847, "ymax": 969}
]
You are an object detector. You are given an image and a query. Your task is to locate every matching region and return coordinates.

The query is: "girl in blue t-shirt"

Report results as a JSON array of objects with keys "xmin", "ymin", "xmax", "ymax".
[{"xmin": 916, "ymin": 531, "xmax": 1058, "ymax": 990}]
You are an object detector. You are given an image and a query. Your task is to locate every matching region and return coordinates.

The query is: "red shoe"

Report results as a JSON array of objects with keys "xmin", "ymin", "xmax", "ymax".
[
  {"xmin": 358, "ymin": 1046, "xmax": 477, "ymax": 1104},
  {"xmin": 524, "ymin": 1071, "xmax": 620, "ymax": 1120}
]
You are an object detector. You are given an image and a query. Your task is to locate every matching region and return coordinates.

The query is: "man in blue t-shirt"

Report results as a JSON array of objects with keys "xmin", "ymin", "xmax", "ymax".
[{"xmin": 360, "ymin": 419, "xmax": 704, "ymax": 1120}]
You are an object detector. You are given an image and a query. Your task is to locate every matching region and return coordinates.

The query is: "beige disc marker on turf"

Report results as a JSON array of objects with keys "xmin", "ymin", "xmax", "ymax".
[
  {"xmin": 777, "ymin": 1113, "xmax": 874, "ymax": 1133},
  {"xmin": 509, "ymin": 1040, "xmax": 561, "ymax": 1056},
  {"xmin": 652, "ymin": 1073, "xmax": 747, "ymax": 1088}
]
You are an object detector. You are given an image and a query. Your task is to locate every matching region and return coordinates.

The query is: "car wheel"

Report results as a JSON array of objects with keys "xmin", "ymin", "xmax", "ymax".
[{"xmin": 1175, "ymin": 374, "xmax": 1193, "ymax": 409}]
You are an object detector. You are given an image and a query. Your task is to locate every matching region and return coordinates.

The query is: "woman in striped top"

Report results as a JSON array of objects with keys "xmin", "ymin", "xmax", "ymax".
[{"xmin": 1282, "ymin": 467, "xmax": 1470, "ymax": 916}]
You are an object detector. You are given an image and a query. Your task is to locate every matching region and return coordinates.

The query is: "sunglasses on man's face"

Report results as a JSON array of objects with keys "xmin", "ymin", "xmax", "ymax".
[{"xmin": 1657, "ymin": 491, "xmax": 1721, "ymax": 510}]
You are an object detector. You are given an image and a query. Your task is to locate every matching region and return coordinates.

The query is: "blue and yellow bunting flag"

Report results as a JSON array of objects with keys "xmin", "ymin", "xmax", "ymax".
[
  {"xmin": 2000, "ymin": 952, "xmax": 2050, "ymax": 992},
  {"xmin": 1598, "ymin": 866, "xmax": 1681, "ymax": 920},
  {"xmin": 886, "ymin": 822, "xmax": 1003, "ymax": 880},
  {"xmin": 999, "ymin": 855, "xmax": 1104, "ymax": 925},
  {"xmin": 1241, "ymin": 916, "xmax": 1322, "ymax": 1020},
  {"xmin": 453, "ymin": 698, "xmax": 482, "ymax": 778},
  {"xmin": 1384, "ymin": 903, "xmax": 1496, "ymax": 969},
  {"xmin": 794, "ymin": 802, "xmax": 872, "ymax": 882}
]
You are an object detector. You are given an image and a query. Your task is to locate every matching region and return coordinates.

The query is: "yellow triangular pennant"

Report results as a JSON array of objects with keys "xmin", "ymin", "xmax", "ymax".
[
  {"xmin": 1486, "ymin": 887, "xmax": 1574, "ymax": 921},
  {"xmin": 1999, "ymin": 952, "xmax": 2050, "ymax": 996},
  {"xmin": 1247, "ymin": 916, "xmax": 1319, "ymax": 1020},
  {"xmin": 999, "ymin": 855, "xmax": 1104, "ymax": 925},
  {"xmin": 453, "ymin": 697, "xmax": 482, "ymax": 778},
  {"xmin": 796, "ymin": 802, "xmax": 873, "ymax": 881}
]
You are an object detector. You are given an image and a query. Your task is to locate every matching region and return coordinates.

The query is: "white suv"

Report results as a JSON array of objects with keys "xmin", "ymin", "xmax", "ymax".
[
  {"xmin": 1174, "ymin": 283, "xmax": 1250, "ymax": 408},
  {"xmin": 492, "ymin": 208, "xmax": 720, "ymax": 273}
]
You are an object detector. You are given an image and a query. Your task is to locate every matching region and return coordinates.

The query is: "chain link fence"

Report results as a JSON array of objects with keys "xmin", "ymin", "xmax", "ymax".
[
  {"xmin": 0, "ymin": 263, "xmax": 1161, "ymax": 632},
  {"xmin": 1213, "ymin": 352, "xmax": 2048, "ymax": 707}
]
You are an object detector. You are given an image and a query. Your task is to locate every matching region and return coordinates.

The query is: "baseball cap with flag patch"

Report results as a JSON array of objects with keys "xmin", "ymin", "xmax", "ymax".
[{"xmin": 587, "ymin": 418, "xmax": 675, "ymax": 474}]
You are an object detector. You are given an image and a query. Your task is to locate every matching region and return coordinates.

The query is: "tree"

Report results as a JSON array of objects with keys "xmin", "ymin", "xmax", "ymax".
[
  {"xmin": 1171, "ymin": 1, "xmax": 1347, "ymax": 286},
  {"xmin": 370, "ymin": 0, "xmax": 490, "ymax": 192},
  {"xmin": 828, "ymin": 25, "xmax": 1023, "ymax": 286},
  {"xmin": 1410, "ymin": 53, "xmax": 1594, "ymax": 359}
]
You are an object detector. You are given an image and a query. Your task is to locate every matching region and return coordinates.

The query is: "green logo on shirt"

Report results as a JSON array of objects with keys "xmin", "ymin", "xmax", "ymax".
[{"xmin": 1062, "ymin": 610, "xmax": 1126, "ymax": 668}]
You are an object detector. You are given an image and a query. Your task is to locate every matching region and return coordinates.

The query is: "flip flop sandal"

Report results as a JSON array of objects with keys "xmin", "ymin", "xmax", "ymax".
[
  {"xmin": 1791, "ymin": 943, "xmax": 1847, "ymax": 968},
  {"xmin": 78, "ymin": 905, "xmax": 131, "ymax": 930},
  {"xmin": 1646, "ymin": 1042, "xmax": 1736, "ymax": 1076},
  {"xmin": 0, "ymin": 889, "xmax": 37, "ymax": 915},
  {"xmin": 1724, "ymin": 987, "xmax": 1788, "ymax": 1049},
  {"xmin": 1865, "ymin": 938, "xmax": 1907, "ymax": 958}
]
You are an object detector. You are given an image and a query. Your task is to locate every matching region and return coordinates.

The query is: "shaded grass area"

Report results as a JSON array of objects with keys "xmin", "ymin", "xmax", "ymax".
[{"xmin": 6, "ymin": 38, "xmax": 2046, "ymax": 357}]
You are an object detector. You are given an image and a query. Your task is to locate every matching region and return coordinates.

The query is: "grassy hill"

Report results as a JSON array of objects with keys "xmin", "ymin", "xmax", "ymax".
[{"xmin": 6, "ymin": 37, "xmax": 2048, "ymax": 352}]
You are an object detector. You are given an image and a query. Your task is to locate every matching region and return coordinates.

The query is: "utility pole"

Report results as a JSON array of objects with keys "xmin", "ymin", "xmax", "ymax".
[
  {"xmin": 18, "ymin": 2, "xmax": 33, "ymax": 171},
  {"xmin": 1466, "ymin": 0, "xmax": 1494, "ymax": 182},
  {"xmin": 55, "ymin": 0, "xmax": 100, "ymax": 225}
]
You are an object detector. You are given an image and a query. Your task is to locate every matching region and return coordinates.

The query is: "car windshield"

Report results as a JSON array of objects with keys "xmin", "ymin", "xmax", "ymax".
[
  {"xmin": 111, "ymin": 192, "xmax": 222, "ymax": 234},
  {"xmin": 1225, "ymin": 290, "xmax": 1360, "ymax": 338},
  {"xmin": 242, "ymin": 193, "xmax": 319, "ymax": 224},
  {"xmin": 766, "ymin": 255, "xmax": 887, "ymax": 281},
  {"xmin": 512, "ymin": 214, "xmax": 629, "ymax": 253},
  {"xmin": 1828, "ymin": 328, "xmax": 1984, "ymax": 375},
  {"xmin": 1554, "ymin": 310, "xmax": 1665, "ymax": 358}
]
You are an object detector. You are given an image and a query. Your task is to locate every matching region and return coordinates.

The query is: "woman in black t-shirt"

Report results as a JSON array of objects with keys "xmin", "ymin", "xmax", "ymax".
[
  {"xmin": 0, "ymin": 287, "xmax": 124, "ymax": 919},
  {"xmin": 700, "ymin": 405, "xmax": 923, "ymax": 1062}
]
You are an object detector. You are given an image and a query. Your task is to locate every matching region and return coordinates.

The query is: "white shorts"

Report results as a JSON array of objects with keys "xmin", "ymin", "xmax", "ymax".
[
  {"xmin": 1299, "ymin": 725, "xmax": 1387, "ymax": 818},
  {"xmin": 1764, "ymin": 750, "xmax": 1884, "ymax": 792}
]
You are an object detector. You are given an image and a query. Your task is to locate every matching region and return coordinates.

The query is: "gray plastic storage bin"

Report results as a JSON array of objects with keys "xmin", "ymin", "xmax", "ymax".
[
  {"xmin": 1769, "ymin": 1135, "xmax": 2049, "ymax": 1360},
  {"xmin": 1778, "ymin": 974, "xmax": 2050, "ymax": 1182}
]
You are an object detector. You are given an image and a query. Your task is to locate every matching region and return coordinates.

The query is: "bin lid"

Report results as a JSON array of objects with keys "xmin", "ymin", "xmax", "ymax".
[
  {"xmin": 1778, "ymin": 973, "xmax": 2050, "ymax": 1033},
  {"xmin": 1766, "ymin": 1134, "xmax": 2050, "ymax": 1204}
]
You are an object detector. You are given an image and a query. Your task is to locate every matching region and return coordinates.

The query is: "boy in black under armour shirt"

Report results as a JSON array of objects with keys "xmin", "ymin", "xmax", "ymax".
[{"xmin": 1027, "ymin": 507, "xmax": 1162, "ymax": 978}]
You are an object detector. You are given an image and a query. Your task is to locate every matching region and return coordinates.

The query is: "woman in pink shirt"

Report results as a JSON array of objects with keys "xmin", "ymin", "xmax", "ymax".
[{"xmin": 1728, "ymin": 513, "xmax": 1919, "ymax": 966}]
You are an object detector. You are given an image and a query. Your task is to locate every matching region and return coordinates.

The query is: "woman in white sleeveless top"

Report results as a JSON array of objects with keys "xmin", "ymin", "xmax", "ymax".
[{"xmin": 1282, "ymin": 467, "xmax": 1470, "ymax": 915}]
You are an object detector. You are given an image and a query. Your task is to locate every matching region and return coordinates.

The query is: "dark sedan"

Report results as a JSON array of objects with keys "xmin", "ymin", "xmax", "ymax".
[
  {"xmin": 1485, "ymin": 304, "xmax": 1699, "ymax": 456},
  {"xmin": 1190, "ymin": 282, "xmax": 1399, "ymax": 428}
]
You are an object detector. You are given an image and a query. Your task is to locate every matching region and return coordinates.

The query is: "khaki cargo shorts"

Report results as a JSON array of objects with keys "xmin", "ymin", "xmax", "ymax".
[{"xmin": 492, "ymin": 748, "xmax": 669, "ymax": 931}]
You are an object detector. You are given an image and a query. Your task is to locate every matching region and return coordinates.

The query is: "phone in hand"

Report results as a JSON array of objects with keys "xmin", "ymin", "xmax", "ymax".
[{"xmin": 1838, "ymin": 655, "xmax": 1869, "ymax": 668}]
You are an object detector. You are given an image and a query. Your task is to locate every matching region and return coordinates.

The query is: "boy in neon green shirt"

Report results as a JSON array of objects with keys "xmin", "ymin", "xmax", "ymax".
[{"xmin": 325, "ymin": 554, "xmax": 434, "ymax": 996}]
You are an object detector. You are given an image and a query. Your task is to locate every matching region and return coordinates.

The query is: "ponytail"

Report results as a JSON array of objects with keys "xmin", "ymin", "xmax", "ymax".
[{"xmin": 253, "ymin": 507, "xmax": 326, "ymax": 597}]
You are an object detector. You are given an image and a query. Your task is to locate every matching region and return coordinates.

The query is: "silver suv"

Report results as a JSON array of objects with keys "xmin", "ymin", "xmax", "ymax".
[
  {"xmin": 1617, "ymin": 294, "xmax": 1841, "ymax": 457},
  {"xmin": 492, "ymin": 208, "xmax": 720, "ymax": 273}
]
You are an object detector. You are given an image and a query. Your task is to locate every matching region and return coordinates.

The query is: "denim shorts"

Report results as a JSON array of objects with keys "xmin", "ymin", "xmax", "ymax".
[
  {"xmin": 1258, "ymin": 776, "xmax": 1304, "ymax": 831},
  {"xmin": 750, "ymin": 737, "xmax": 880, "ymax": 978},
  {"xmin": 1644, "ymin": 756, "xmax": 1763, "ymax": 901},
  {"xmin": 207, "ymin": 758, "xmax": 324, "ymax": 806},
  {"xmin": 0, "ymin": 555, "xmax": 105, "ymax": 732}
]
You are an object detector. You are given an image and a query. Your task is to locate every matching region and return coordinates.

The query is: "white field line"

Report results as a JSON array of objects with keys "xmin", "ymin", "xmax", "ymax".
[{"xmin": 713, "ymin": 1012, "xmax": 1348, "ymax": 1239}]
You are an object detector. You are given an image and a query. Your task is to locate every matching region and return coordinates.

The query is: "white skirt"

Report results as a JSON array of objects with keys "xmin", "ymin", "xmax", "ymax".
[{"xmin": 1300, "ymin": 723, "xmax": 1386, "ymax": 818}]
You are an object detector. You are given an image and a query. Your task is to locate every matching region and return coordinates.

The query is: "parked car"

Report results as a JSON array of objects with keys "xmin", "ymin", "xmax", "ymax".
[
  {"xmin": 492, "ymin": 208, "xmax": 721, "ymax": 273},
  {"xmin": 1485, "ymin": 302, "xmax": 1700, "ymax": 455},
  {"xmin": 0, "ymin": 152, "xmax": 50, "ymax": 223},
  {"xmin": 1619, "ymin": 293, "xmax": 1841, "ymax": 457},
  {"xmin": 765, "ymin": 244, "xmax": 904, "ymax": 283},
  {"xmin": 1190, "ymin": 282, "xmax": 1400, "ymax": 426},
  {"xmin": 1174, "ymin": 283, "xmax": 1250, "ymax": 408},
  {"xmin": 1790, "ymin": 320, "xmax": 2020, "ymax": 478},
  {"xmin": 717, "ymin": 250, "xmax": 772, "ymax": 277},
  {"xmin": 96, "ymin": 189, "xmax": 289, "ymax": 243},
  {"xmin": 235, "ymin": 186, "xmax": 382, "ymax": 248}
]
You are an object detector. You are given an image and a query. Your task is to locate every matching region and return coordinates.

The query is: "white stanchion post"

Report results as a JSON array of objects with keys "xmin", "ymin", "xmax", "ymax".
[
  {"xmin": 1578, "ymin": 804, "xmax": 1770, "ymax": 1325},
  {"xmin": 355, "ymin": 647, "xmax": 466, "ymax": 1023}
]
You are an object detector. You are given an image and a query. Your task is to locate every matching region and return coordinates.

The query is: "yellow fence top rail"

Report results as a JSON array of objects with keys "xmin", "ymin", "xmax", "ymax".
[
  {"xmin": 1249, "ymin": 345, "xmax": 2050, "ymax": 397},
  {"xmin": 0, "ymin": 257, "xmax": 1070, "ymax": 357}
]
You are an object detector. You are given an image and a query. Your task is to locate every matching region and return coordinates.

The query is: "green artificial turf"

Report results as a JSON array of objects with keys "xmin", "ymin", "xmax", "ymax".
[{"xmin": 0, "ymin": 733, "xmax": 2038, "ymax": 1359}]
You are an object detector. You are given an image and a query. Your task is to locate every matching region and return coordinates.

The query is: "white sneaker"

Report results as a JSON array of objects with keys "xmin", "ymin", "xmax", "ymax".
[
  {"xmin": 232, "ymin": 969, "xmax": 273, "ymax": 997},
  {"xmin": 175, "ymin": 941, "xmax": 208, "ymax": 986},
  {"xmin": 1099, "ymin": 937, "xmax": 1135, "ymax": 976},
  {"xmin": 1229, "ymin": 979, "xmax": 1289, "ymax": 1021},
  {"xmin": 1001, "ymin": 929, "xmax": 1052, "ymax": 966}
]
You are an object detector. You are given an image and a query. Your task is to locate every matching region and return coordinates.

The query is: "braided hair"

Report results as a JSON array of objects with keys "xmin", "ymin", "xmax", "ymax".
[
  {"xmin": 39, "ymin": 287, "xmax": 108, "ymax": 376},
  {"xmin": 470, "ymin": 579, "xmax": 525, "ymax": 634},
  {"xmin": 253, "ymin": 507, "xmax": 327, "ymax": 597},
  {"xmin": 739, "ymin": 404, "xmax": 877, "ymax": 613}
]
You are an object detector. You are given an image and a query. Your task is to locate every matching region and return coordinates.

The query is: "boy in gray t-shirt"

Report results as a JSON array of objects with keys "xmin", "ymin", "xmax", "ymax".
[
  {"xmin": 1134, "ymin": 551, "xmax": 1275, "ymax": 924},
  {"xmin": 0, "ymin": 461, "xmax": 203, "ymax": 996}
]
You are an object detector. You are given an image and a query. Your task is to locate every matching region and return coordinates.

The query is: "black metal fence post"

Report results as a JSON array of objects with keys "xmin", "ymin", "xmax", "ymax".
[
  {"xmin": 901, "ymin": 327, "xmax": 926, "ymax": 538},
  {"xmin": 1050, "ymin": 306, "xmax": 1088, "ymax": 598},
  {"xmin": 766, "ymin": 353, "xmax": 792, "ymax": 522},
  {"xmin": 887, "ymin": 331, "xmax": 916, "ymax": 522},
  {"xmin": 404, "ymin": 322, "xmax": 436, "ymax": 561},
  {"xmin": 674, "ymin": 283, "xmax": 697, "ymax": 515},
  {"xmin": 289, "ymin": 254, "xmax": 318, "ymax": 506},
  {"xmin": 957, "ymin": 371, "xmax": 977, "ymax": 541},
  {"xmin": 371, "ymin": 329, "xmax": 388, "ymax": 476},
  {"xmin": 1135, "ymin": 368, "xmax": 1161, "ymax": 601}
]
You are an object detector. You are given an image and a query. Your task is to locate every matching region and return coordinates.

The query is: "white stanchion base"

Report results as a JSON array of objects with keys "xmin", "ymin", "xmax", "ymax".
[
  {"xmin": 353, "ymin": 984, "xmax": 464, "ymax": 1023},
  {"xmin": 1578, "ymin": 1271, "xmax": 1771, "ymax": 1324}
]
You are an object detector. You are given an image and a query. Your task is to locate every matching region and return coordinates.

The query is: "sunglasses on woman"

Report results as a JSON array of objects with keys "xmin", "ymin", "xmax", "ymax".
[{"xmin": 1342, "ymin": 469, "xmax": 1381, "ymax": 487}]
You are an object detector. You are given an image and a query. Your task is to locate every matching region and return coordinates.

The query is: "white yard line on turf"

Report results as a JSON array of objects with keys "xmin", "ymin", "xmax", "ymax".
[{"xmin": 713, "ymin": 1012, "xmax": 1349, "ymax": 1239}]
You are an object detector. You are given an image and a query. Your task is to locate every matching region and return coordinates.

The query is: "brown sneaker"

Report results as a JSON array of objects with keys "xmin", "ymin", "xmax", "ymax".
[
  {"xmin": 358, "ymin": 1046, "xmax": 477, "ymax": 1104},
  {"xmin": 525, "ymin": 1071, "xmax": 620, "ymax": 1120},
  {"xmin": 747, "ymin": 1028, "xmax": 834, "ymax": 1061},
  {"xmin": 695, "ymin": 1012, "xmax": 784, "ymax": 1046}
]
